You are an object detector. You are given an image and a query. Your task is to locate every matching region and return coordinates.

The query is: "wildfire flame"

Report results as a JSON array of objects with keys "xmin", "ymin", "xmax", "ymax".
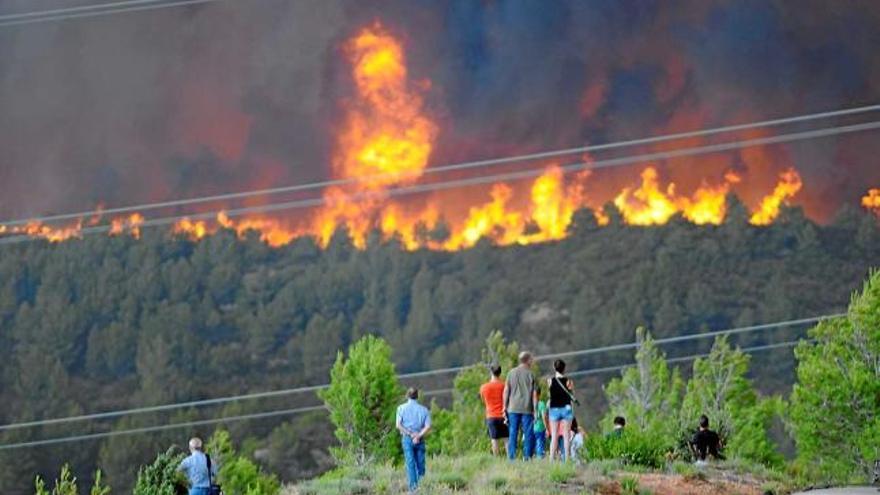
[
  {"xmin": 0, "ymin": 22, "xmax": 837, "ymax": 251},
  {"xmin": 612, "ymin": 167, "xmax": 738, "ymax": 226},
  {"xmin": 862, "ymin": 188, "xmax": 880, "ymax": 214},
  {"xmin": 748, "ymin": 168, "xmax": 803, "ymax": 225},
  {"xmin": 336, "ymin": 24, "xmax": 439, "ymax": 188},
  {"xmin": 110, "ymin": 213, "xmax": 145, "ymax": 239}
]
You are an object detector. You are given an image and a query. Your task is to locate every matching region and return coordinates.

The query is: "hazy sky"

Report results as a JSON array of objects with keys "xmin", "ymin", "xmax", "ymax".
[{"xmin": 1, "ymin": 0, "xmax": 879, "ymax": 221}]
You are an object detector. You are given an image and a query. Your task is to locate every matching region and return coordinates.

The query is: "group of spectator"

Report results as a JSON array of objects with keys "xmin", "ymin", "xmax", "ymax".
[
  {"xmin": 478, "ymin": 353, "xmax": 587, "ymax": 462},
  {"xmin": 176, "ymin": 350, "xmax": 723, "ymax": 494}
]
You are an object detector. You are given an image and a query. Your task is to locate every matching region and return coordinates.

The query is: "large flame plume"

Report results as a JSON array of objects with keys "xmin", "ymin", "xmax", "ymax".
[{"xmin": 1, "ymin": 22, "xmax": 872, "ymax": 249}]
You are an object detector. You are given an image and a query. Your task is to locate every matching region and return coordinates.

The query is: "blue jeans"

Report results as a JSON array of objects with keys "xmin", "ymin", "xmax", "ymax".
[
  {"xmin": 533, "ymin": 430, "xmax": 546, "ymax": 458},
  {"xmin": 401, "ymin": 436, "xmax": 426, "ymax": 491},
  {"xmin": 506, "ymin": 412, "xmax": 534, "ymax": 460},
  {"xmin": 189, "ymin": 488, "xmax": 210, "ymax": 495}
]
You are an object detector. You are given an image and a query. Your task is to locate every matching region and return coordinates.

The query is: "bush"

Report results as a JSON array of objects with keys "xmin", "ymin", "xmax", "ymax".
[
  {"xmin": 90, "ymin": 470, "xmax": 111, "ymax": 495},
  {"xmin": 584, "ymin": 429, "xmax": 669, "ymax": 469},
  {"xmin": 547, "ymin": 462, "xmax": 576, "ymax": 483},
  {"xmin": 35, "ymin": 466, "xmax": 113, "ymax": 495},
  {"xmin": 435, "ymin": 472, "xmax": 468, "ymax": 490},
  {"xmin": 133, "ymin": 448, "xmax": 187, "ymax": 495},
  {"xmin": 207, "ymin": 429, "xmax": 280, "ymax": 495},
  {"xmin": 619, "ymin": 476, "xmax": 640, "ymax": 495},
  {"xmin": 318, "ymin": 335, "xmax": 403, "ymax": 467}
]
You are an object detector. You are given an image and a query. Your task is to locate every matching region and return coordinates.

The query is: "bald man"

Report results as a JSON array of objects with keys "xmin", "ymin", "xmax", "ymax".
[{"xmin": 178, "ymin": 437, "xmax": 218, "ymax": 495}]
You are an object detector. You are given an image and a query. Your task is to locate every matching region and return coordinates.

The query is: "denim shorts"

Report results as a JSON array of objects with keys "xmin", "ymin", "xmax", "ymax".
[{"xmin": 548, "ymin": 405, "xmax": 573, "ymax": 422}]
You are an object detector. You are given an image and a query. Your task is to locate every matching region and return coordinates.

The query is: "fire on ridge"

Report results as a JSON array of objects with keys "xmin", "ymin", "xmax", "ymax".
[{"xmin": 0, "ymin": 22, "xmax": 877, "ymax": 249}]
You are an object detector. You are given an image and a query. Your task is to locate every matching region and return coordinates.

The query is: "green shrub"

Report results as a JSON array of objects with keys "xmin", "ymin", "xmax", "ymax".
[
  {"xmin": 132, "ymin": 448, "xmax": 186, "ymax": 495},
  {"xmin": 207, "ymin": 429, "xmax": 280, "ymax": 495},
  {"xmin": 34, "ymin": 476, "xmax": 49, "ymax": 495},
  {"xmin": 219, "ymin": 457, "xmax": 280, "ymax": 495},
  {"xmin": 619, "ymin": 476, "xmax": 639, "ymax": 495},
  {"xmin": 427, "ymin": 401, "xmax": 456, "ymax": 456},
  {"xmin": 584, "ymin": 429, "xmax": 669, "ymax": 469},
  {"xmin": 318, "ymin": 335, "xmax": 403, "ymax": 467},
  {"xmin": 35, "ymin": 465, "xmax": 113, "ymax": 495},
  {"xmin": 547, "ymin": 462, "xmax": 576, "ymax": 484},
  {"xmin": 489, "ymin": 476, "xmax": 507, "ymax": 489},
  {"xmin": 90, "ymin": 470, "xmax": 111, "ymax": 495},
  {"xmin": 435, "ymin": 472, "xmax": 468, "ymax": 490}
]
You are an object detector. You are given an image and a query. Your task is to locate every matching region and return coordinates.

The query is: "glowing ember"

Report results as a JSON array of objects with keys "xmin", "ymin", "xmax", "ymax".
[{"xmin": 748, "ymin": 168, "xmax": 803, "ymax": 225}]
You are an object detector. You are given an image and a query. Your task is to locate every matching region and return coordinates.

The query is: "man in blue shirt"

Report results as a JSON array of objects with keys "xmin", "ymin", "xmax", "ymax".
[
  {"xmin": 178, "ymin": 437, "xmax": 217, "ymax": 495},
  {"xmin": 396, "ymin": 387, "xmax": 431, "ymax": 492}
]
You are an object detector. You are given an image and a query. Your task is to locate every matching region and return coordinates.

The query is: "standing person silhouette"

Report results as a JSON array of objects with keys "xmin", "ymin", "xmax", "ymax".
[
  {"xmin": 178, "ymin": 437, "xmax": 218, "ymax": 495},
  {"xmin": 479, "ymin": 365, "xmax": 509, "ymax": 456},
  {"xmin": 503, "ymin": 352, "xmax": 537, "ymax": 460},
  {"xmin": 547, "ymin": 359, "xmax": 575, "ymax": 461},
  {"xmin": 396, "ymin": 388, "xmax": 432, "ymax": 492}
]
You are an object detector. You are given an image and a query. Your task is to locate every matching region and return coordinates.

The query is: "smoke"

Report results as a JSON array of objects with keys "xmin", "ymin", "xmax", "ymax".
[{"xmin": 1, "ymin": 0, "xmax": 879, "ymax": 221}]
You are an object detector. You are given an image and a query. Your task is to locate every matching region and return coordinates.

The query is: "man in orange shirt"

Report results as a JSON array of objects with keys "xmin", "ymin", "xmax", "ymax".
[{"xmin": 479, "ymin": 365, "xmax": 508, "ymax": 456}]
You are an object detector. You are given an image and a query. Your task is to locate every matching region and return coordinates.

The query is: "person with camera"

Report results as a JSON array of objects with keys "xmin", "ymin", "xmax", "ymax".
[
  {"xmin": 547, "ymin": 359, "xmax": 577, "ymax": 462},
  {"xmin": 178, "ymin": 437, "xmax": 220, "ymax": 495}
]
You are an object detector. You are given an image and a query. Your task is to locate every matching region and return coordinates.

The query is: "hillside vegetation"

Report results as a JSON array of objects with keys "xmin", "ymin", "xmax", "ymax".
[{"xmin": 0, "ymin": 203, "xmax": 878, "ymax": 493}]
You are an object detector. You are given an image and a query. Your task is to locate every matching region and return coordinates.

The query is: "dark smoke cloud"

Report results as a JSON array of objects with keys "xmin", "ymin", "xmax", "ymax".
[{"xmin": 1, "ymin": 0, "xmax": 879, "ymax": 221}]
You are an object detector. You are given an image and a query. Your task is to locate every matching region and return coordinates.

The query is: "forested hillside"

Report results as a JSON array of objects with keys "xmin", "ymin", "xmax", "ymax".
[{"xmin": 0, "ymin": 201, "xmax": 878, "ymax": 493}]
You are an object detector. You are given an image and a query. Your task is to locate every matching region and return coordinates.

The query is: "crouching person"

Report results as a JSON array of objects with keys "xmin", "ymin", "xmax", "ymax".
[{"xmin": 396, "ymin": 387, "xmax": 432, "ymax": 492}]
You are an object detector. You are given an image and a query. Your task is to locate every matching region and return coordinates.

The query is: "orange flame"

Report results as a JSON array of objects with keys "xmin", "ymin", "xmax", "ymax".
[
  {"xmin": 110, "ymin": 213, "xmax": 145, "ymax": 239},
  {"xmin": 862, "ymin": 188, "xmax": 880, "ymax": 214},
  {"xmin": 173, "ymin": 217, "xmax": 210, "ymax": 240},
  {"xmin": 335, "ymin": 22, "xmax": 439, "ymax": 189},
  {"xmin": 748, "ymin": 168, "xmax": 803, "ymax": 225},
  {"xmin": 0, "ymin": 24, "xmax": 836, "ymax": 250},
  {"xmin": 613, "ymin": 166, "xmax": 734, "ymax": 226}
]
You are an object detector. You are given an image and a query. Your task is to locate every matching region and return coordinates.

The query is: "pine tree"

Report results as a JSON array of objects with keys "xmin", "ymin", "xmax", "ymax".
[
  {"xmin": 680, "ymin": 336, "xmax": 781, "ymax": 465},
  {"xmin": 603, "ymin": 327, "xmax": 683, "ymax": 441},
  {"xmin": 318, "ymin": 335, "xmax": 402, "ymax": 466},
  {"xmin": 790, "ymin": 270, "xmax": 880, "ymax": 482}
]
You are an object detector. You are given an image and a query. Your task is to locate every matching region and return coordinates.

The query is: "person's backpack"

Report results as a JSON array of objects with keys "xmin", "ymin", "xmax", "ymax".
[{"xmin": 206, "ymin": 454, "xmax": 223, "ymax": 495}]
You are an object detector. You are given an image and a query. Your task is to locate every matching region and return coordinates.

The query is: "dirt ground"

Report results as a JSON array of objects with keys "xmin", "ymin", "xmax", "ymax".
[{"xmin": 591, "ymin": 469, "xmax": 770, "ymax": 495}]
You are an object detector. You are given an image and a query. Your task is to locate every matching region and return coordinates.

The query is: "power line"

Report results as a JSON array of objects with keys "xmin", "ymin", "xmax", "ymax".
[
  {"xmin": 566, "ymin": 339, "xmax": 805, "ymax": 378},
  {"xmin": 0, "ymin": 0, "xmax": 221, "ymax": 27},
  {"xmin": 0, "ymin": 340, "xmax": 802, "ymax": 451},
  {"xmin": 0, "ymin": 405, "xmax": 326, "ymax": 451},
  {"xmin": 3, "ymin": 102, "xmax": 879, "ymax": 228},
  {"xmin": 1, "ymin": 120, "xmax": 878, "ymax": 246},
  {"xmin": 0, "ymin": 313, "xmax": 840, "ymax": 432},
  {"xmin": 0, "ymin": 1, "xmax": 171, "ymax": 21},
  {"xmin": 546, "ymin": 314, "xmax": 842, "ymax": 362}
]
